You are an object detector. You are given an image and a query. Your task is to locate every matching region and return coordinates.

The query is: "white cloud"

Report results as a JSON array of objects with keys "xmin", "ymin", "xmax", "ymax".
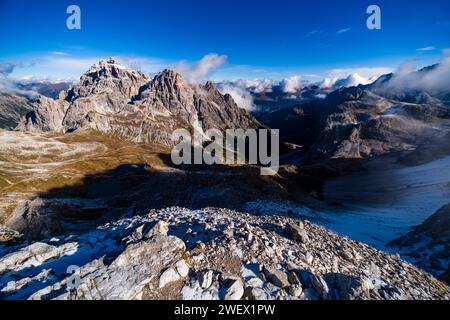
[
  {"xmin": 8, "ymin": 55, "xmax": 173, "ymax": 82},
  {"xmin": 307, "ymin": 30, "xmax": 323, "ymax": 37},
  {"xmin": 317, "ymin": 67, "xmax": 394, "ymax": 89},
  {"xmin": 333, "ymin": 73, "xmax": 372, "ymax": 88},
  {"xmin": 9, "ymin": 56, "xmax": 101, "ymax": 81},
  {"xmin": 173, "ymin": 54, "xmax": 228, "ymax": 84},
  {"xmin": 7, "ymin": 50, "xmax": 448, "ymax": 105},
  {"xmin": 318, "ymin": 77, "xmax": 338, "ymax": 89},
  {"xmin": 281, "ymin": 75, "xmax": 303, "ymax": 93},
  {"xmin": 416, "ymin": 46, "xmax": 436, "ymax": 52},
  {"xmin": 4, "ymin": 53, "xmax": 229, "ymax": 87},
  {"xmin": 229, "ymin": 79, "xmax": 276, "ymax": 93},
  {"xmin": 115, "ymin": 56, "xmax": 172, "ymax": 75},
  {"xmin": 216, "ymin": 54, "xmax": 450, "ymax": 102},
  {"xmin": 336, "ymin": 27, "xmax": 351, "ymax": 34},
  {"xmin": 14, "ymin": 75, "xmax": 76, "ymax": 84},
  {"xmin": 0, "ymin": 64, "xmax": 16, "ymax": 93},
  {"xmin": 0, "ymin": 62, "xmax": 37, "ymax": 97},
  {"xmin": 50, "ymin": 51, "xmax": 66, "ymax": 56},
  {"xmin": 380, "ymin": 53, "xmax": 450, "ymax": 93},
  {"xmin": 0, "ymin": 63, "xmax": 15, "ymax": 75},
  {"xmin": 217, "ymin": 82, "xmax": 257, "ymax": 111},
  {"xmin": 328, "ymin": 67, "xmax": 393, "ymax": 82}
]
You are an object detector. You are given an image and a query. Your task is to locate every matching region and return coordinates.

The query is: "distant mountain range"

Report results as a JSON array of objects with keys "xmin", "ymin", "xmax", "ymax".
[
  {"xmin": 16, "ymin": 81, "xmax": 73, "ymax": 99},
  {"xmin": 0, "ymin": 93, "xmax": 34, "ymax": 129},
  {"xmin": 258, "ymin": 64, "xmax": 450, "ymax": 167}
]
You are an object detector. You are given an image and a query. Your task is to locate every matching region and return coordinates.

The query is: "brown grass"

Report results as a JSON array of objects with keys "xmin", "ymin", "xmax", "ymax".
[{"xmin": 0, "ymin": 130, "xmax": 172, "ymax": 222}]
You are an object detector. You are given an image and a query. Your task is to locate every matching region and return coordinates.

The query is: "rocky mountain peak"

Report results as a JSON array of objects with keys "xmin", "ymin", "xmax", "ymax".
[
  {"xmin": 64, "ymin": 58, "xmax": 148, "ymax": 103},
  {"xmin": 203, "ymin": 80, "xmax": 222, "ymax": 96},
  {"xmin": 324, "ymin": 86, "xmax": 367, "ymax": 106},
  {"xmin": 158, "ymin": 69, "xmax": 183, "ymax": 80},
  {"xmin": 151, "ymin": 69, "xmax": 186, "ymax": 91},
  {"xmin": 106, "ymin": 56, "xmax": 118, "ymax": 64},
  {"xmin": 87, "ymin": 57, "xmax": 129, "ymax": 75},
  {"xmin": 18, "ymin": 58, "xmax": 260, "ymax": 146},
  {"xmin": 204, "ymin": 80, "xmax": 215, "ymax": 90}
]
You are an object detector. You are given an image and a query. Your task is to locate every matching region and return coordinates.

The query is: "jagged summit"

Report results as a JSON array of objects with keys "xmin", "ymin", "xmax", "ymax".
[
  {"xmin": 144, "ymin": 69, "xmax": 186, "ymax": 96},
  {"xmin": 87, "ymin": 57, "xmax": 122, "ymax": 71},
  {"xmin": 157, "ymin": 68, "xmax": 184, "ymax": 80},
  {"xmin": 18, "ymin": 58, "xmax": 259, "ymax": 146},
  {"xmin": 83, "ymin": 57, "xmax": 144, "ymax": 81},
  {"xmin": 85, "ymin": 57, "xmax": 143, "ymax": 76},
  {"xmin": 64, "ymin": 58, "xmax": 148, "ymax": 103},
  {"xmin": 204, "ymin": 80, "xmax": 216, "ymax": 90}
]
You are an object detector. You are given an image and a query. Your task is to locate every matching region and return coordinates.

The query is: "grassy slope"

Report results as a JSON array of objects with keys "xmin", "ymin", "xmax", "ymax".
[{"xmin": 0, "ymin": 129, "xmax": 171, "ymax": 222}]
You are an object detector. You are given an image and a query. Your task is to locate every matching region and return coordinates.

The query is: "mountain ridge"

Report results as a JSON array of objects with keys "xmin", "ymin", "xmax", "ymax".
[{"xmin": 18, "ymin": 58, "xmax": 260, "ymax": 146}]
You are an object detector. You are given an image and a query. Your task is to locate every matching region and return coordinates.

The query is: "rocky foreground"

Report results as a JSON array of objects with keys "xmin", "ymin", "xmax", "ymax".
[
  {"xmin": 0, "ymin": 207, "xmax": 448, "ymax": 300},
  {"xmin": 389, "ymin": 203, "xmax": 450, "ymax": 283}
]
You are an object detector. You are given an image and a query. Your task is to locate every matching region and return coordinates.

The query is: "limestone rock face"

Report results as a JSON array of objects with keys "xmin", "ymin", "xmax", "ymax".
[
  {"xmin": 17, "ymin": 58, "xmax": 260, "ymax": 146},
  {"xmin": 60, "ymin": 58, "xmax": 149, "ymax": 134},
  {"xmin": 0, "ymin": 241, "xmax": 77, "ymax": 275},
  {"xmin": 0, "ymin": 225, "xmax": 22, "ymax": 243},
  {"xmin": 62, "ymin": 234, "xmax": 186, "ymax": 300},
  {"xmin": 262, "ymin": 72, "xmax": 450, "ymax": 166},
  {"xmin": 1, "ymin": 207, "xmax": 448, "ymax": 300},
  {"xmin": 65, "ymin": 58, "xmax": 148, "ymax": 104},
  {"xmin": 304, "ymin": 88, "xmax": 448, "ymax": 163},
  {"xmin": 18, "ymin": 95, "xmax": 69, "ymax": 132},
  {"xmin": 224, "ymin": 279, "xmax": 244, "ymax": 300},
  {"xmin": 263, "ymin": 266, "xmax": 290, "ymax": 288}
]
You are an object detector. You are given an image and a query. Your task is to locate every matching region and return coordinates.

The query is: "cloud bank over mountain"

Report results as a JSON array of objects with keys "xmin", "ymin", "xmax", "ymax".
[
  {"xmin": 173, "ymin": 54, "xmax": 228, "ymax": 84},
  {"xmin": 281, "ymin": 75, "xmax": 304, "ymax": 94},
  {"xmin": 213, "ymin": 52, "xmax": 450, "ymax": 110},
  {"xmin": 216, "ymin": 82, "xmax": 257, "ymax": 111},
  {"xmin": 0, "ymin": 63, "xmax": 16, "ymax": 93},
  {"xmin": 3, "ymin": 52, "xmax": 449, "ymax": 113},
  {"xmin": 379, "ymin": 53, "xmax": 450, "ymax": 93},
  {"xmin": 0, "ymin": 63, "xmax": 38, "ymax": 97},
  {"xmin": 214, "ymin": 67, "xmax": 391, "ymax": 108}
]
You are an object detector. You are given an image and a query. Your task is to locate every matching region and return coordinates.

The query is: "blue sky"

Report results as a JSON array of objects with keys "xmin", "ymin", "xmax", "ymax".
[{"xmin": 0, "ymin": 0, "xmax": 449, "ymax": 81}]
